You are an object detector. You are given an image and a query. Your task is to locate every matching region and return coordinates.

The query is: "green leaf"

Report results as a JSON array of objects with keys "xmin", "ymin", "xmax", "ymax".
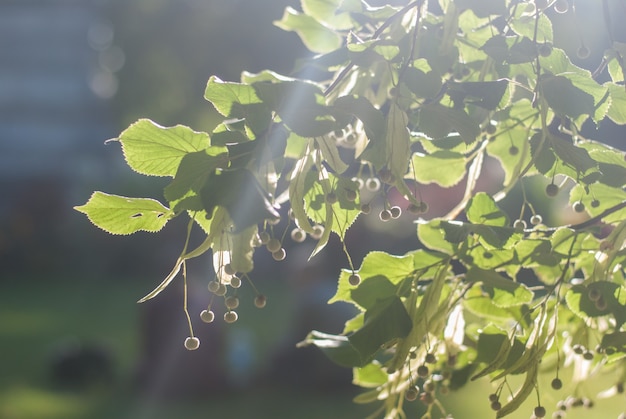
[
  {"xmin": 472, "ymin": 330, "xmax": 511, "ymax": 380},
  {"xmin": 481, "ymin": 35, "xmax": 535, "ymax": 64},
  {"xmin": 298, "ymin": 331, "xmax": 367, "ymax": 368},
  {"xmin": 468, "ymin": 245, "xmax": 515, "ymax": 269},
  {"xmin": 301, "ymin": 0, "xmax": 353, "ymax": 30},
  {"xmin": 353, "ymin": 361, "xmax": 388, "ymax": 388},
  {"xmin": 254, "ymin": 80, "xmax": 337, "ymax": 137},
  {"xmin": 515, "ymin": 239, "xmax": 559, "ymax": 268},
  {"xmin": 386, "ymin": 103, "xmax": 412, "ymax": 179},
  {"xmin": 316, "ymin": 134, "xmax": 349, "ymax": 174},
  {"xmin": 289, "ymin": 152, "xmax": 316, "ymax": 233},
  {"xmin": 529, "ymin": 131, "xmax": 554, "ymax": 175},
  {"xmin": 510, "ymin": 6, "xmax": 553, "ymax": 41},
  {"xmin": 447, "ymin": 79, "xmax": 508, "ymax": 110},
  {"xmin": 561, "ymin": 73, "xmax": 610, "ymax": 123},
  {"xmin": 565, "ymin": 282, "xmax": 626, "ymax": 327},
  {"xmin": 466, "ymin": 192, "xmax": 509, "ymax": 227},
  {"xmin": 411, "ymin": 151, "xmax": 466, "ymax": 187},
  {"xmin": 496, "ymin": 364, "xmax": 539, "ymax": 418},
  {"xmin": 417, "ymin": 104, "xmax": 480, "ymax": 143},
  {"xmin": 229, "ymin": 225, "xmax": 257, "ymax": 274},
  {"xmin": 199, "ymin": 169, "xmax": 279, "ymax": 232},
  {"xmin": 117, "ymin": 119, "xmax": 210, "ymax": 177},
  {"xmin": 274, "ymin": 7, "xmax": 342, "ymax": 54},
  {"xmin": 304, "ymin": 172, "xmax": 360, "ymax": 245},
  {"xmin": 548, "ymin": 134, "xmax": 599, "ymax": 177},
  {"xmin": 568, "ymin": 183, "xmax": 626, "ymax": 224},
  {"xmin": 164, "ymin": 148, "xmax": 229, "ymax": 204},
  {"xmin": 348, "ymin": 296, "xmax": 412, "ymax": 363},
  {"xmin": 330, "ymin": 251, "xmax": 414, "ymax": 306},
  {"xmin": 608, "ymin": 53, "xmax": 625, "ymax": 83},
  {"xmin": 211, "ymin": 123, "xmax": 250, "ymax": 146},
  {"xmin": 75, "ymin": 192, "xmax": 171, "ymax": 235},
  {"xmin": 350, "ymin": 275, "xmax": 398, "ymax": 310},
  {"xmin": 411, "ymin": 249, "xmax": 447, "ymax": 271},
  {"xmin": 347, "ymin": 38, "xmax": 400, "ymax": 63},
  {"xmin": 607, "ymin": 82, "xmax": 626, "ymax": 124},
  {"xmin": 486, "ymin": 128, "xmax": 532, "ymax": 187},
  {"xmin": 467, "ymin": 267, "xmax": 533, "ymax": 308},
  {"xmin": 332, "ymin": 96, "xmax": 386, "ymax": 144},
  {"xmin": 541, "ymin": 75, "xmax": 595, "ymax": 119},
  {"xmin": 403, "ymin": 67, "xmax": 442, "ymax": 99},
  {"xmin": 464, "ymin": 285, "xmax": 522, "ymax": 321},
  {"xmin": 417, "ymin": 220, "xmax": 456, "ymax": 255},
  {"xmin": 600, "ymin": 332, "xmax": 626, "ymax": 353},
  {"xmin": 204, "ymin": 76, "xmax": 263, "ymax": 117}
]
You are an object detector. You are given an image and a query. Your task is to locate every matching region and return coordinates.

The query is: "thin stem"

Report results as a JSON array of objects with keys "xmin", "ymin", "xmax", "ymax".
[{"xmin": 182, "ymin": 261, "xmax": 194, "ymax": 337}]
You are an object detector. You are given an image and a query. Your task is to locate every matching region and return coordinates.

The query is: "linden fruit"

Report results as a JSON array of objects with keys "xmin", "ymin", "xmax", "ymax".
[
  {"xmin": 272, "ymin": 248, "xmax": 286, "ymax": 261},
  {"xmin": 230, "ymin": 276, "xmax": 242, "ymax": 288},
  {"xmin": 405, "ymin": 386, "xmax": 419, "ymax": 401},
  {"xmin": 365, "ymin": 177, "xmax": 381, "ymax": 192},
  {"xmin": 266, "ymin": 238, "xmax": 282, "ymax": 253},
  {"xmin": 254, "ymin": 294, "xmax": 267, "ymax": 308},
  {"xmin": 491, "ymin": 401, "xmax": 502, "ymax": 411},
  {"xmin": 184, "ymin": 336, "xmax": 200, "ymax": 351},
  {"xmin": 224, "ymin": 311, "xmax": 238, "ymax": 323},
  {"xmin": 573, "ymin": 201, "xmax": 585, "ymax": 213},
  {"xmin": 546, "ymin": 183, "xmax": 559, "ymax": 197},
  {"xmin": 200, "ymin": 309, "xmax": 215, "ymax": 323},
  {"xmin": 379, "ymin": 209, "xmax": 392, "ymax": 221},
  {"xmin": 290, "ymin": 228, "xmax": 306, "ymax": 243},
  {"xmin": 577, "ymin": 45, "xmax": 590, "ymax": 59},
  {"xmin": 534, "ymin": 406, "xmax": 546, "ymax": 418},
  {"xmin": 225, "ymin": 296, "xmax": 240, "ymax": 310},
  {"xmin": 345, "ymin": 189, "xmax": 358, "ymax": 202},
  {"xmin": 417, "ymin": 365, "xmax": 429, "ymax": 378},
  {"xmin": 224, "ymin": 263, "xmax": 236, "ymax": 275},
  {"xmin": 259, "ymin": 231, "xmax": 270, "ymax": 244},
  {"xmin": 554, "ymin": 0, "xmax": 569, "ymax": 14},
  {"xmin": 311, "ymin": 224, "xmax": 324, "ymax": 239},
  {"xmin": 348, "ymin": 273, "xmax": 361, "ymax": 286},
  {"xmin": 539, "ymin": 43, "xmax": 553, "ymax": 57},
  {"xmin": 215, "ymin": 283, "xmax": 227, "ymax": 296},
  {"xmin": 208, "ymin": 280, "xmax": 220, "ymax": 293}
]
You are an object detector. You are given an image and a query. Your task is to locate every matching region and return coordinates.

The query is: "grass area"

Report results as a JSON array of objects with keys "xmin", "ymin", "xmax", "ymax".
[
  {"xmin": 1, "ymin": 275, "xmax": 623, "ymax": 419},
  {"xmin": 0, "ymin": 274, "xmax": 370, "ymax": 419}
]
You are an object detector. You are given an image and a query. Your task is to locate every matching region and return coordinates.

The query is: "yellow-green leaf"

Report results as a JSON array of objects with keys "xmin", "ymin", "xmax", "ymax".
[
  {"xmin": 75, "ymin": 192, "xmax": 171, "ymax": 235},
  {"xmin": 117, "ymin": 119, "xmax": 210, "ymax": 177}
]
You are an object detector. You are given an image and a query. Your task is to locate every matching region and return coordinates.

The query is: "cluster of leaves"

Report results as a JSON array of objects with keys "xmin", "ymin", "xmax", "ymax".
[{"xmin": 76, "ymin": 0, "xmax": 626, "ymax": 417}]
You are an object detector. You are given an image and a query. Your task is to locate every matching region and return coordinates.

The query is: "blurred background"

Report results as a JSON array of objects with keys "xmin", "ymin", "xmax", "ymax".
[{"xmin": 0, "ymin": 1, "xmax": 624, "ymax": 418}]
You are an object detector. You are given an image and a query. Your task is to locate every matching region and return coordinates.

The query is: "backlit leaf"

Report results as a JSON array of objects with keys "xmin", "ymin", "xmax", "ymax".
[
  {"xmin": 274, "ymin": 7, "xmax": 343, "ymax": 53},
  {"xmin": 75, "ymin": 192, "xmax": 171, "ymax": 235},
  {"xmin": 348, "ymin": 296, "xmax": 412, "ymax": 363},
  {"xmin": 466, "ymin": 192, "xmax": 509, "ymax": 227},
  {"xmin": 411, "ymin": 151, "xmax": 466, "ymax": 187},
  {"xmin": 117, "ymin": 119, "xmax": 210, "ymax": 177}
]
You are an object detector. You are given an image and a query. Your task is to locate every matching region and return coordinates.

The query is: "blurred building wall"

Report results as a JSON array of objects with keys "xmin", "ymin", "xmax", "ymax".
[{"xmin": 0, "ymin": 0, "xmax": 118, "ymax": 273}]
